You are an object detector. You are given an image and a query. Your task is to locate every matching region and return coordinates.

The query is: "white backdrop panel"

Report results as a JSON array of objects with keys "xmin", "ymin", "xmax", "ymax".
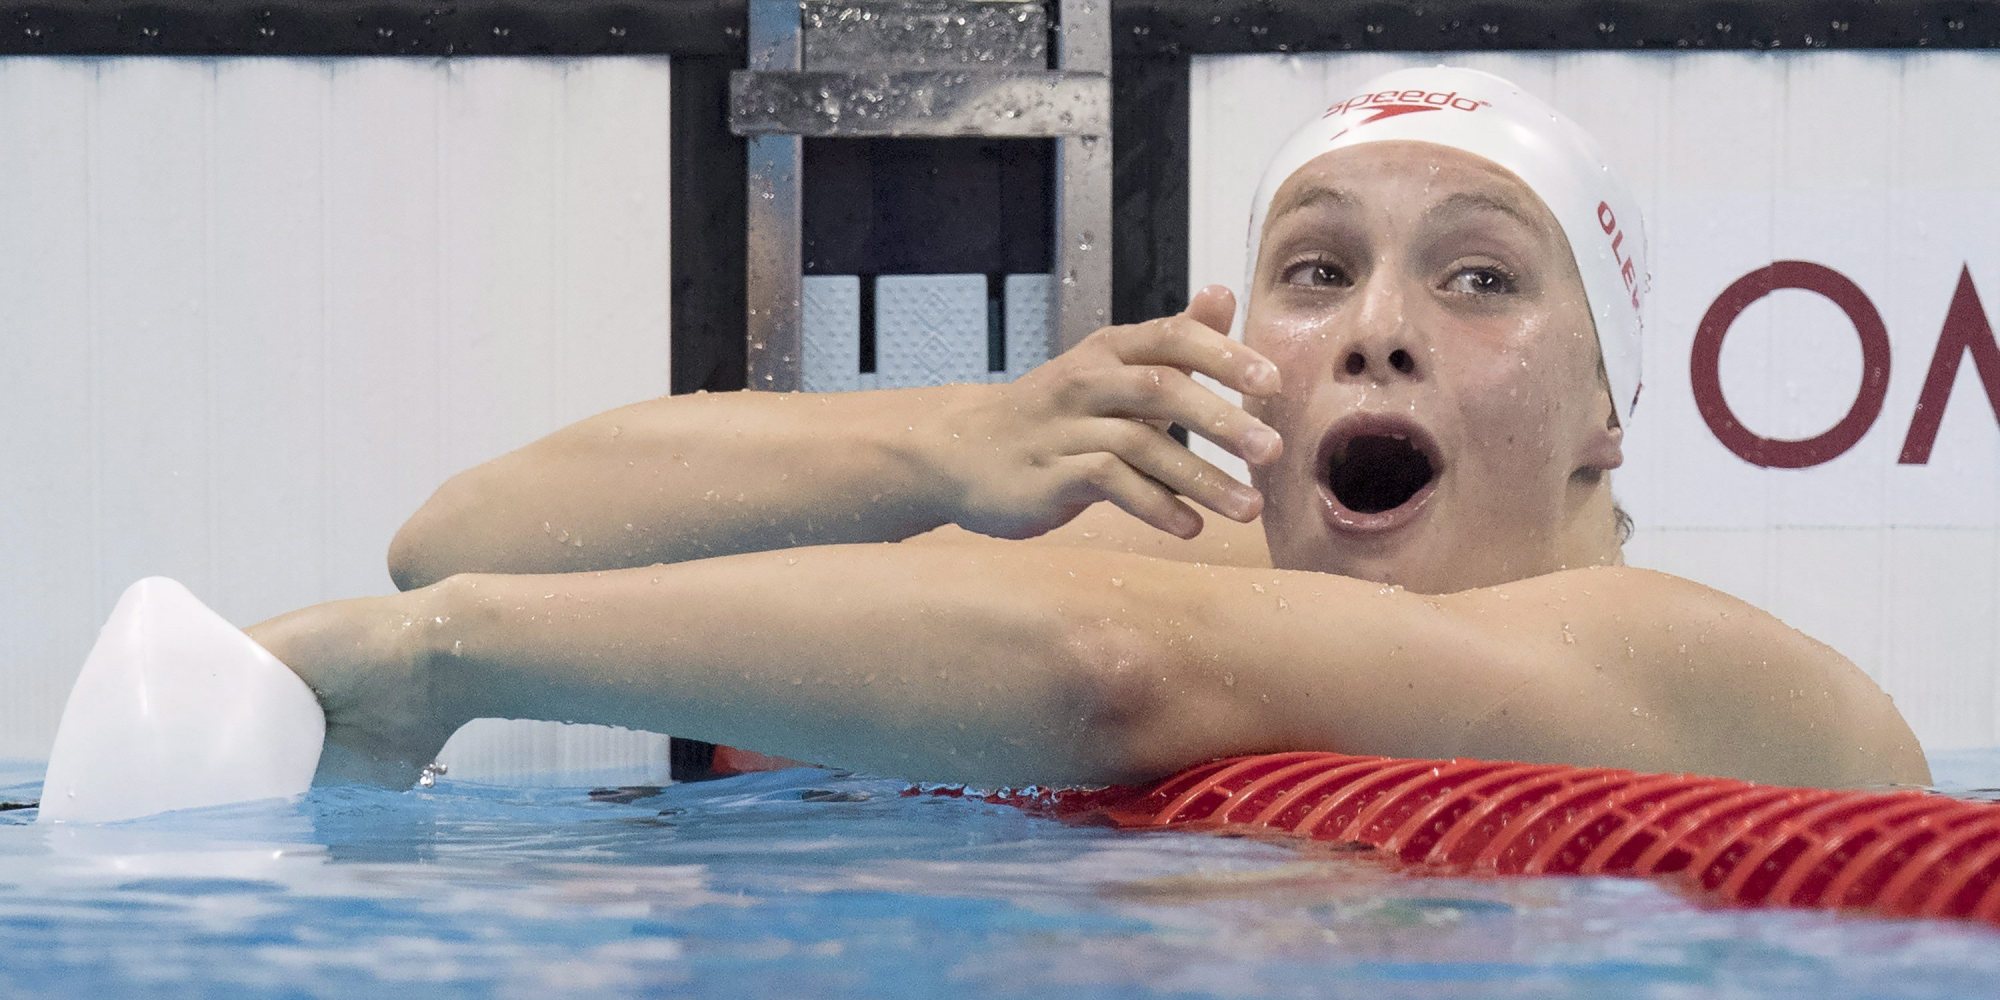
[
  {"xmin": 0, "ymin": 57, "xmax": 674, "ymax": 770},
  {"xmin": 1192, "ymin": 51, "xmax": 2000, "ymax": 751}
]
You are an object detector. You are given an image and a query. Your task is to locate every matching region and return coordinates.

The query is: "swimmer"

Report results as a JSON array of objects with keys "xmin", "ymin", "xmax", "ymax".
[{"xmin": 250, "ymin": 67, "xmax": 1929, "ymax": 791}]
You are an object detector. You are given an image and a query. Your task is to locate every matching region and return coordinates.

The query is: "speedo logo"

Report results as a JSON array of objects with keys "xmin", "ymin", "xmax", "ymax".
[{"xmin": 1321, "ymin": 89, "xmax": 1492, "ymax": 125}]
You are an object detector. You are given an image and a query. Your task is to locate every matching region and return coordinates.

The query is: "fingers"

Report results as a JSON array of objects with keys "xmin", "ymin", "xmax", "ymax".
[
  {"xmin": 1083, "ymin": 420, "xmax": 1262, "ymax": 522},
  {"xmin": 1185, "ymin": 284, "xmax": 1236, "ymax": 336},
  {"xmin": 1100, "ymin": 313, "xmax": 1280, "ymax": 401},
  {"xmin": 1089, "ymin": 366, "xmax": 1281, "ymax": 465},
  {"xmin": 1061, "ymin": 453, "xmax": 1204, "ymax": 539}
]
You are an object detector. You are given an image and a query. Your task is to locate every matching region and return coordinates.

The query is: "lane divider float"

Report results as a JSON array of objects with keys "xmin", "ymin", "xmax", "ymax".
[{"xmin": 978, "ymin": 752, "xmax": 2000, "ymax": 926}]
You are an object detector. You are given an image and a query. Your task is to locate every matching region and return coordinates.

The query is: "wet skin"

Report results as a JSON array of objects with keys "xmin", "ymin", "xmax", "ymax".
[
  {"xmin": 1245, "ymin": 141, "xmax": 1623, "ymax": 594},
  {"xmin": 250, "ymin": 143, "xmax": 1931, "ymax": 793}
]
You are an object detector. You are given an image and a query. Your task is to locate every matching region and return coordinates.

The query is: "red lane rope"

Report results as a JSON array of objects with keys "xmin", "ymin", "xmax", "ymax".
[{"xmin": 989, "ymin": 752, "xmax": 2000, "ymax": 927}]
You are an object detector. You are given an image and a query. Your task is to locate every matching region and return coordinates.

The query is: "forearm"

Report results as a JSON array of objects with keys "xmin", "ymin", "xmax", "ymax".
[
  {"xmin": 411, "ymin": 551, "xmax": 1543, "ymax": 787},
  {"xmin": 390, "ymin": 388, "xmax": 963, "ymax": 589},
  {"xmin": 420, "ymin": 545, "xmax": 1170, "ymax": 787}
]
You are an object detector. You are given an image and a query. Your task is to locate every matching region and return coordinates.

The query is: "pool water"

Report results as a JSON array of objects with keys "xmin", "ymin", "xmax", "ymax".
[{"xmin": 4, "ymin": 751, "xmax": 2000, "ymax": 999}]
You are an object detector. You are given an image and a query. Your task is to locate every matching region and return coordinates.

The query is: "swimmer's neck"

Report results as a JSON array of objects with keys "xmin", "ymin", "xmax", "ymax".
[{"xmin": 1558, "ymin": 470, "xmax": 1625, "ymax": 573}]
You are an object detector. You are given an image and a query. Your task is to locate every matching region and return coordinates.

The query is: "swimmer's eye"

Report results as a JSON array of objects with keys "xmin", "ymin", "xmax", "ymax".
[
  {"xmin": 1281, "ymin": 257, "xmax": 1351, "ymax": 288},
  {"xmin": 1444, "ymin": 265, "xmax": 1517, "ymax": 296}
]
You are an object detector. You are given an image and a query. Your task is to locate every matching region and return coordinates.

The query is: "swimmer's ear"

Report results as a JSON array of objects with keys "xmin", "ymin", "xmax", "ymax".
[
  {"xmin": 1582, "ymin": 402, "xmax": 1625, "ymax": 472},
  {"xmin": 1185, "ymin": 285, "xmax": 1237, "ymax": 336}
]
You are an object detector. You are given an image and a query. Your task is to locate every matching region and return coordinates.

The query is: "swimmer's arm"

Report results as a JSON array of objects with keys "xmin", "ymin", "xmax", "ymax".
[
  {"xmin": 389, "ymin": 289, "xmax": 1278, "ymax": 590},
  {"xmin": 282, "ymin": 543, "xmax": 1312, "ymax": 787},
  {"xmin": 279, "ymin": 548, "xmax": 1919, "ymax": 790},
  {"xmin": 387, "ymin": 388, "xmax": 965, "ymax": 589}
]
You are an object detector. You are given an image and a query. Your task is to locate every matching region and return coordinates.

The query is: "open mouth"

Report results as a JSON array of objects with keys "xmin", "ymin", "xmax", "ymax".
[
  {"xmin": 1330, "ymin": 434, "xmax": 1435, "ymax": 512},
  {"xmin": 1317, "ymin": 416, "xmax": 1443, "ymax": 531}
]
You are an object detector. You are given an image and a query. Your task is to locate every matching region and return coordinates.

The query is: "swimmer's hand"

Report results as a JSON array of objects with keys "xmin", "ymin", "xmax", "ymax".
[
  {"xmin": 247, "ymin": 594, "xmax": 460, "ymax": 789},
  {"xmin": 939, "ymin": 285, "xmax": 1283, "ymax": 540}
]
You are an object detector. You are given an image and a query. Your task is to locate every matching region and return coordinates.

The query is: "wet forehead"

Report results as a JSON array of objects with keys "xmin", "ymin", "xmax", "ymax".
[{"xmin": 1261, "ymin": 142, "xmax": 1560, "ymax": 244}]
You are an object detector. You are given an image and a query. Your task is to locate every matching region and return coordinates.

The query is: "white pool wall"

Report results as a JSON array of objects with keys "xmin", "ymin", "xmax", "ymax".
[
  {"xmin": 0, "ymin": 57, "xmax": 674, "ymax": 774},
  {"xmin": 1192, "ymin": 51, "xmax": 2000, "ymax": 751}
]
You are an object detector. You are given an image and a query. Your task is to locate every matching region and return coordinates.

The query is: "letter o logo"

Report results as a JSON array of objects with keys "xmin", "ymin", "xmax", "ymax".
[{"xmin": 1690, "ymin": 261, "xmax": 1892, "ymax": 469}]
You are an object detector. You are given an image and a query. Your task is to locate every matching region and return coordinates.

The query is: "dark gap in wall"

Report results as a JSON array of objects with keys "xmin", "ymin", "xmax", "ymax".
[
  {"xmin": 858, "ymin": 275, "xmax": 877, "ymax": 375},
  {"xmin": 988, "ymin": 272, "xmax": 1007, "ymax": 373},
  {"xmin": 803, "ymin": 138, "xmax": 1052, "ymax": 276},
  {"xmin": 670, "ymin": 54, "xmax": 746, "ymax": 394}
]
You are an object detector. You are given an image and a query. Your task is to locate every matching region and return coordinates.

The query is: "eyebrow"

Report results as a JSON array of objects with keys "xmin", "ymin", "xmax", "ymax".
[
  {"xmin": 1265, "ymin": 185, "xmax": 1355, "ymax": 227},
  {"xmin": 1421, "ymin": 191, "xmax": 1546, "ymax": 234}
]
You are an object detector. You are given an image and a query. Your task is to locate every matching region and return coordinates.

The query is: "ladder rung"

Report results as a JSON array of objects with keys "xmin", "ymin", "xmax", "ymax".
[{"xmin": 730, "ymin": 70, "xmax": 1110, "ymax": 139}]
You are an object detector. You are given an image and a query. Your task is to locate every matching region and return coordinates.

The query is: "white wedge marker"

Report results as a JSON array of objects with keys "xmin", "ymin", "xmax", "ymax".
[{"xmin": 39, "ymin": 578, "xmax": 325, "ymax": 823}]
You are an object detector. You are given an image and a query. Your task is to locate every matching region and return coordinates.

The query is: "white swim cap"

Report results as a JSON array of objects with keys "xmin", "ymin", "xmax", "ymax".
[{"xmin": 1242, "ymin": 65, "xmax": 1648, "ymax": 424}]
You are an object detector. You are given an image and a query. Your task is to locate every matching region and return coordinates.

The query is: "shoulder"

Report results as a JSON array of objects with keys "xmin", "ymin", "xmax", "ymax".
[
  {"xmin": 1453, "ymin": 566, "xmax": 1928, "ymax": 788},
  {"xmin": 1453, "ymin": 565, "xmax": 1815, "ymax": 654}
]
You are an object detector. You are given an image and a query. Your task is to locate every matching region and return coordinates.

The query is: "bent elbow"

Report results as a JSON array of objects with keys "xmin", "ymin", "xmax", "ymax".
[
  {"xmin": 1053, "ymin": 617, "xmax": 1224, "ymax": 786},
  {"xmin": 387, "ymin": 480, "xmax": 472, "ymax": 591},
  {"xmin": 386, "ymin": 523, "xmax": 438, "ymax": 592}
]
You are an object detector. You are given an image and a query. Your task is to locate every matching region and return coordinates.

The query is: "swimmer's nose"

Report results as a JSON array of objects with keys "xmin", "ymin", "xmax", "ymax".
[
  {"xmin": 1341, "ymin": 346, "xmax": 1421, "ymax": 379},
  {"xmin": 1335, "ymin": 280, "xmax": 1428, "ymax": 385}
]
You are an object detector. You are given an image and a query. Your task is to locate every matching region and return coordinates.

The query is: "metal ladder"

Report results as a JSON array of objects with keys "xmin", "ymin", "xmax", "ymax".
[{"xmin": 729, "ymin": 0, "xmax": 1112, "ymax": 392}]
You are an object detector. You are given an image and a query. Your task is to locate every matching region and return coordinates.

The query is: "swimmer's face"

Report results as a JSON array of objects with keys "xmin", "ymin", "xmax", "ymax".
[{"xmin": 1243, "ymin": 142, "xmax": 1623, "ymax": 593}]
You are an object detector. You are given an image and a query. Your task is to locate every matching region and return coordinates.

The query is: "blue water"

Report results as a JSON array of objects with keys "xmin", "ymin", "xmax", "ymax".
[{"xmin": 4, "ymin": 752, "xmax": 2000, "ymax": 1000}]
